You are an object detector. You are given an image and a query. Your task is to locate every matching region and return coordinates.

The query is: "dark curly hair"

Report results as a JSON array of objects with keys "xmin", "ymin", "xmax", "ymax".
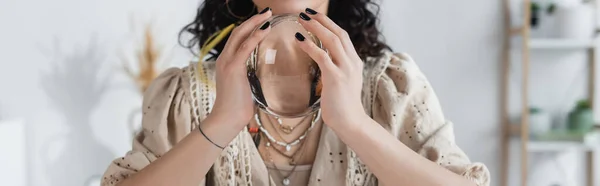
[{"xmin": 179, "ymin": 0, "xmax": 391, "ymax": 61}]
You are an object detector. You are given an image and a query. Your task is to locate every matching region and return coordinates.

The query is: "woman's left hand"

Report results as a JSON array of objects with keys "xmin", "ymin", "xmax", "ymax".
[{"xmin": 296, "ymin": 10, "xmax": 368, "ymax": 128}]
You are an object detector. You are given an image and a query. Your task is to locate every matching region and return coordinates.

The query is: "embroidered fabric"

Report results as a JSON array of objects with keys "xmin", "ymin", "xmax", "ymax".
[
  {"xmin": 345, "ymin": 53, "xmax": 391, "ymax": 186},
  {"xmin": 188, "ymin": 62, "xmax": 254, "ymax": 185},
  {"xmin": 187, "ymin": 58, "xmax": 385, "ymax": 186},
  {"xmin": 100, "ymin": 51, "xmax": 490, "ymax": 186},
  {"xmin": 182, "ymin": 52, "xmax": 490, "ymax": 186}
]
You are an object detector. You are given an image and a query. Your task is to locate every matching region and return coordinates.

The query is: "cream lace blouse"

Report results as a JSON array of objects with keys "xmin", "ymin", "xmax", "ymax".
[{"xmin": 101, "ymin": 52, "xmax": 490, "ymax": 186}]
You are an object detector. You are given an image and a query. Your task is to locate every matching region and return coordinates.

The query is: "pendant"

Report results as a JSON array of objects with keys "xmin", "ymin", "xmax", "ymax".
[
  {"xmin": 285, "ymin": 144, "xmax": 291, "ymax": 152},
  {"xmin": 276, "ymin": 117, "xmax": 283, "ymax": 125},
  {"xmin": 283, "ymin": 178, "xmax": 290, "ymax": 186},
  {"xmin": 266, "ymin": 142, "xmax": 271, "ymax": 147},
  {"xmin": 280, "ymin": 125, "xmax": 293, "ymax": 134}
]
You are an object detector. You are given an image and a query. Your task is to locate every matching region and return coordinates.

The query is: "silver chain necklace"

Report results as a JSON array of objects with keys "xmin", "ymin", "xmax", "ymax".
[
  {"xmin": 263, "ymin": 132, "xmax": 309, "ymax": 186},
  {"xmin": 255, "ymin": 109, "xmax": 321, "ymax": 151}
]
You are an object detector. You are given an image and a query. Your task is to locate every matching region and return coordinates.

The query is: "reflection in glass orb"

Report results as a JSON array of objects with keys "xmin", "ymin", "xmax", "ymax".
[{"xmin": 247, "ymin": 14, "xmax": 324, "ymax": 118}]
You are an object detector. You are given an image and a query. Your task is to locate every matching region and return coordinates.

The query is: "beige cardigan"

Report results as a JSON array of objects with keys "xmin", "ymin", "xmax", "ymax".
[{"xmin": 101, "ymin": 52, "xmax": 490, "ymax": 186}]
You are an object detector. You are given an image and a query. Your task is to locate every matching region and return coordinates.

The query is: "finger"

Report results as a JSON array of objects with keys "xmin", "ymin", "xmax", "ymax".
[
  {"xmin": 304, "ymin": 8, "xmax": 355, "ymax": 55},
  {"xmin": 232, "ymin": 21, "xmax": 272, "ymax": 64},
  {"xmin": 221, "ymin": 7, "xmax": 272, "ymax": 56},
  {"xmin": 298, "ymin": 12, "xmax": 347, "ymax": 66},
  {"xmin": 294, "ymin": 32, "xmax": 339, "ymax": 74}
]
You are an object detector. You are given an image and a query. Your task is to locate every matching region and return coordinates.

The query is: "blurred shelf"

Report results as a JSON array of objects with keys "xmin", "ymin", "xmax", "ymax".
[
  {"xmin": 510, "ymin": 36, "xmax": 599, "ymax": 49},
  {"xmin": 529, "ymin": 38, "xmax": 598, "ymax": 49},
  {"xmin": 508, "ymin": 137, "xmax": 598, "ymax": 152},
  {"xmin": 528, "ymin": 141, "xmax": 597, "ymax": 152},
  {"xmin": 503, "ymin": 3, "xmax": 600, "ymax": 186},
  {"xmin": 507, "ymin": 124, "xmax": 600, "ymax": 152}
]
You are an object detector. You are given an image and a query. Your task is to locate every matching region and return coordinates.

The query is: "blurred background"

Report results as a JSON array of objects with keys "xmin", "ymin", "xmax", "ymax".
[{"xmin": 1, "ymin": 0, "xmax": 600, "ymax": 185}]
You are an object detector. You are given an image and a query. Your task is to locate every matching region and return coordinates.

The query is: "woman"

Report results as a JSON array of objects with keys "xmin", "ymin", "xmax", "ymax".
[{"xmin": 102, "ymin": 0, "xmax": 490, "ymax": 185}]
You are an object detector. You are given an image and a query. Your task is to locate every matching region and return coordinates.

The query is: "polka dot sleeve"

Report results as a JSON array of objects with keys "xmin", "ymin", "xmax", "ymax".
[
  {"xmin": 100, "ymin": 67, "xmax": 202, "ymax": 186},
  {"xmin": 371, "ymin": 53, "xmax": 490, "ymax": 186}
]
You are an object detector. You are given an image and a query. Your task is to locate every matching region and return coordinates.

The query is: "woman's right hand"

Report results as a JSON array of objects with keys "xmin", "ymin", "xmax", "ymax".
[{"xmin": 208, "ymin": 8, "xmax": 272, "ymax": 128}]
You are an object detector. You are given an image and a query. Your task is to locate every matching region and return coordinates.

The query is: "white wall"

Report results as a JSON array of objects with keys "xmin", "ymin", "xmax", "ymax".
[
  {"xmin": 1, "ymin": 0, "xmax": 597, "ymax": 185},
  {"xmin": 380, "ymin": 0, "xmax": 503, "ymax": 185},
  {"xmin": 0, "ymin": 0, "xmax": 197, "ymax": 185}
]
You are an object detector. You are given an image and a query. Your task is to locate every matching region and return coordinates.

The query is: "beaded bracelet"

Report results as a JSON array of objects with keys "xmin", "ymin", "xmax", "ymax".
[{"xmin": 198, "ymin": 125, "xmax": 225, "ymax": 149}]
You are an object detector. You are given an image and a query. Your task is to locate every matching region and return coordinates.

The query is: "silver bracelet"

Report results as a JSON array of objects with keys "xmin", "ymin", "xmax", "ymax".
[{"xmin": 198, "ymin": 125, "xmax": 225, "ymax": 149}]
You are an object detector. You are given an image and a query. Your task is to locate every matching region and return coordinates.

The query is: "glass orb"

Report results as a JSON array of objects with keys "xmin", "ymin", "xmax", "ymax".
[{"xmin": 247, "ymin": 14, "xmax": 324, "ymax": 118}]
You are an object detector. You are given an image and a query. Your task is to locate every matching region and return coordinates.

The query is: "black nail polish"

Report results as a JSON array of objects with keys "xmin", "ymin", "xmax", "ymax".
[
  {"xmin": 299, "ymin": 12, "xmax": 311, "ymax": 21},
  {"xmin": 295, "ymin": 32, "xmax": 305, "ymax": 41},
  {"xmin": 260, "ymin": 21, "xmax": 270, "ymax": 30},
  {"xmin": 305, "ymin": 8, "xmax": 318, "ymax": 15},
  {"xmin": 259, "ymin": 7, "xmax": 271, "ymax": 14}
]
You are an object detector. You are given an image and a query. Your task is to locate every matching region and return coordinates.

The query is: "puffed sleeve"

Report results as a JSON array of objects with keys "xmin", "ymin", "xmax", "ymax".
[
  {"xmin": 100, "ymin": 67, "xmax": 203, "ymax": 186},
  {"xmin": 371, "ymin": 53, "xmax": 490, "ymax": 185}
]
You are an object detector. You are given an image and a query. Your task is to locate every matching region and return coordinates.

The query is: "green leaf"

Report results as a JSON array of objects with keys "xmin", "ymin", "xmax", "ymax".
[
  {"xmin": 529, "ymin": 107, "xmax": 542, "ymax": 114},
  {"xmin": 547, "ymin": 3, "xmax": 556, "ymax": 14},
  {"xmin": 531, "ymin": 2, "xmax": 541, "ymax": 11},
  {"xmin": 576, "ymin": 99, "xmax": 591, "ymax": 110}
]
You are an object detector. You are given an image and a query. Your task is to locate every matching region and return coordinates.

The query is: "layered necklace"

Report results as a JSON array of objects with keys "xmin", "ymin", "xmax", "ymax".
[
  {"xmin": 262, "ymin": 131, "xmax": 309, "ymax": 186},
  {"xmin": 256, "ymin": 109, "xmax": 320, "ymax": 186},
  {"xmin": 254, "ymin": 109, "xmax": 321, "ymax": 152},
  {"xmin": 270, "ymin": 114, "xmax": 312, "ymax": 134}
]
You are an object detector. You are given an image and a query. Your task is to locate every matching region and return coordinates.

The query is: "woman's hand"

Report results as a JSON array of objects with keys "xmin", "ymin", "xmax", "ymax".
[
  {"xmin": 209, "ymin": 8, "xmax": 273, "ymax": 128},
  {"xmin": 296, "ymin": 10, "xmax": 369, "ymax": 128}
]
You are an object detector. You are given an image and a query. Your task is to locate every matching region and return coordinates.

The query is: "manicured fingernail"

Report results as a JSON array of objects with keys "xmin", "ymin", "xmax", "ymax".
[
  {"xmin": 305, "ymin": 8, "xmax": 318, "ymax": 15},
  {"xmin": 295, "ymin": 32, "xmax": 305, "ymax": 41},
  {"xmin": 299, "ymin": 12, "xmax": 311, "ymax": 21},
  {"xmin": 259, "ymin": 7, "xmax": 271, "ymax": 14},
  {"xmin": 260, "ymin": 21, "xmax": 270, "ymax": 30}
]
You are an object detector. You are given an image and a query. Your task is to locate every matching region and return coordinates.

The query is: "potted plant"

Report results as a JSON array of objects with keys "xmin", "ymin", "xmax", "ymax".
[
  {"xmin": 568, "ymin": 99, "xmax": 595, "ymax": 133},
  {"xmin": 529, "ymin": 107, "xmax": 553, "ymax": 136},
  {"xmin": 549, "ymin": 0, "xmax": 595, "ymax": 38},
  {"xmin": 530, "ymin": 2, "xmax": 542, "ymax": 29}
]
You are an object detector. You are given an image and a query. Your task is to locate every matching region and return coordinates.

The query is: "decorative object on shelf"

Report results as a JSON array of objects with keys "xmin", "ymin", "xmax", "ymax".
[
  {"xmin": 529, "ymin": 107, "xmax": 553, "ymax": 137},
  {"xmin": 550, "ymin": 0, "xmax": 595, "ymax": 38},
  {"xmin": 121, "ymin": 21, "xmax": 170, "ymax": 138},
  {"xmin": 567, "ymin": 99, "xmax": 594, "ymax": 133},
  {"xmin": 583, "ymin": 127, "xmax": 600, "ymax": 145},
  {"xmin": 530, "ymin": 2, "xmax": 542, "ymax": 28},
  {"xmin": 528, "ymin": 1, "xmax": 556, "ymax": 38},
  {"xmin": 547, "ymin": 3, "xmax": 557, "ymax": 15}
]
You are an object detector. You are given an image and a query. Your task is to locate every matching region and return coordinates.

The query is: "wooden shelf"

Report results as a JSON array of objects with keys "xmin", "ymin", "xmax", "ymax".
[
  {"xmin": 508, "ymin": 135, "xmax": 598, "ymax": 152},
  {"xmin": 529, "ymin": 38, "xmax": 598, "ymax": 49},
  {"xmin": 507, "ymin": 124, "xmax": 600, "ymax": 152},
  {"xmin": 528, "ymin": 140, "xmax": 597, "ymax": 152},
  {"xmin": 511, "ymin": 37, "xmax": 599, "ymax": 49},
  {"xmin": 502, "ymin": 1, "xmax": 599, "ymax": 185}
]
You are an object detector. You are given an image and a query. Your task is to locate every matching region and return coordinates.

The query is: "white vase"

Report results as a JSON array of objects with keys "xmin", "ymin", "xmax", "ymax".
[
  {"xmin": 530, "ymin": 111, "xmax": 552, "ymax": 136},
  {"xmin": 554, "ymin": 3, "xmax": 596, "ymax": 39}
]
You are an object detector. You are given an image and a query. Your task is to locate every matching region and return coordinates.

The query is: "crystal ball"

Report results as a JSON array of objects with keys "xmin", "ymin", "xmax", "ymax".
[{"xmin": 247, "ymin": 14, "xmax": 324, "ymax": 118}]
